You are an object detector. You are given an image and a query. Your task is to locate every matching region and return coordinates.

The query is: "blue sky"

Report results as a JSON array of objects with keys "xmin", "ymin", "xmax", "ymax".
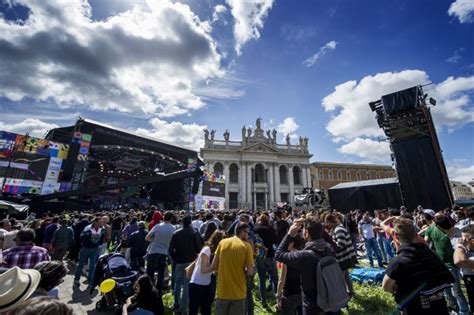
[{"xmin": 0, "ymin": 0, "xmax": 473, "ymax": 182}]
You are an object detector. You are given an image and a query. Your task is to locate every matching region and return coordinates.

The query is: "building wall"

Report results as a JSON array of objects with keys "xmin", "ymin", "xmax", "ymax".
[
  {"xmin": 311, "ymin": 162, "xmax": 397, "ymax": 193},
  {"xmin": 451, "ymin": 181, "xmax": 474, "ymax": 200}
]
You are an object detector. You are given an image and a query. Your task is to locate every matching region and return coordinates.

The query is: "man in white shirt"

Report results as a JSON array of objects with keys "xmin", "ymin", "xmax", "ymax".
[{"xmin": 358, "ymin": 211, "xmax": 384, "ymax": 268}]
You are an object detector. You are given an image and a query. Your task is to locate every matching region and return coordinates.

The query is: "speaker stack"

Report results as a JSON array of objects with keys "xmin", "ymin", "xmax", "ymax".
[{"xmin": 369, "ymin": 86, "xmax": 454, "ymax": 211}]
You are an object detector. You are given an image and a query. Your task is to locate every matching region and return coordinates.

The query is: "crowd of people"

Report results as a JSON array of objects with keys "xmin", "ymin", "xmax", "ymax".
[{"xmin": 0, "ymin": 204, "xmax": 473, "ymax": 315}]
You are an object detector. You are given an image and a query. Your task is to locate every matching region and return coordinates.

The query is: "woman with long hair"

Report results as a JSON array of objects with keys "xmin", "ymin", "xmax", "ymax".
[
  {"xmin": 123, "ymin": 274, "xmax": 164, "ymax": 315},
  {"xmin": 188, "ymin": 230, "xmax": 226, "ymax": 315}
]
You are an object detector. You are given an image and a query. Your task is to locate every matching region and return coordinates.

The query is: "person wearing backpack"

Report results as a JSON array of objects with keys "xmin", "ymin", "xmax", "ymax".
[
  {"xmin": 275, "ymin": 218, "xmax": 349, "ymax": 315},
  {"xmin": 253, "ymin": 214, "xmax": 278, "ymax": 308}
]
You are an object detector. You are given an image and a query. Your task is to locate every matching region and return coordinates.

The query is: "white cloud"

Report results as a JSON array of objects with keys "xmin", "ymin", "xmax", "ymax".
[
  {"xmin": 322, "ymin": 70, "xmax": 474, "ymax": 161},
  {"xmin": 338, "ymin": 138, "xmax": 391, "ymax": 161},
  {"xmin": 448, "ymin": 0, "xmax": 474, "ymax": 23},
  {"xmin": 446, "ymin": 48, "xmax": 465, "ymax": 63},
  {"xmin": 226, "ymin": 0, "xmax": 273, "ymax": 55},
  {"xmin": 0, "ymin": 0, "xmax": 231, "ymax": 117},
  {"xmin": 0, "ymin": 119, "xmax": 59, "ymax": 138},
  {"xmin": 447, "ymin": 165, "xmax": 474, "ymax": 183},
  {"xmin": 136, "ymin": 118, "xmax": 206, "ymax": 152},
  {"xmin": 303, "ymin": 40, "xmax": 337, "ymax": 67},
  {"xmin": 211, "ymin": 4, "xmax": 228, "ymax": 24},
  {"xmin": 276, "ymin": 117, "xmax": 299, "ymax": 138}
]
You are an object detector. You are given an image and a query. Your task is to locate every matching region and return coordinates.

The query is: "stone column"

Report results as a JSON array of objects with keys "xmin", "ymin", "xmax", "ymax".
[
  {"xmin": 274, "ymin": 164, "xmax": 281, "ymax": 202},
  {"xmin": 302, "ymin": 165, "xmax": 308, "ymax": 188},
  {"xmin": 247, "ymin": 163, "xmax": 252, "ymax": 209},
  {"xmin": 268, "ymin": 164, "xmax": 274, "ymax": 206},
  {"xmin": 264, "ymin": 191, "xmax": 268, "ymax": 210},
  {"xmin": 240, "ymin": 162, "xmax": 246, "ymax": 205},
  {"xmin": 224, "ymin": 162, "xmax": 230, "ymax": 209},
  {"xmin": 306, "ymin": 167, "xmax": 312, "ymax": 188},
  {"xmin": 289, "ymin": 165, "xmax": 294, "ymax": 206}
]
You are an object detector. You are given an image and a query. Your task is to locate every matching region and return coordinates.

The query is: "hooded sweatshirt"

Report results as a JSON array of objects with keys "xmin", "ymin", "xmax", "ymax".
[
  {"xmin": 148, "ymin": 211, "xmax": 163, "ymax": 231},
  {"xmin": 276, "ymin": 235, "xmax": 333, "ymax": 314}
]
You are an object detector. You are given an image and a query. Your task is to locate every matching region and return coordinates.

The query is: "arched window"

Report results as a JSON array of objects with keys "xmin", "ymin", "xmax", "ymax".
[
  {"xmin": 293, "ymin": 166, "xmax": 301, "ymax": 185},
  {"xmin": 214, "ymin": 162, "xmax": 223, "ymax": 175},
  {"xmin": 346, "ymin": 171, "xmax": 351, "ymax": 180},
  {"xmin": 337, "ymin": 171, "xmax": 342, "ymax": 180},
  {"xmin": 366, "ymin": 171, "xmax": 370, "ymax": 180},
  {"xmin": 229, "ymin": 163, "xmax": 239, "ymax": 183},
  {"xmin": 356, "ymin": 172, "xmax": 361, "ymax": 181},
  {"xmin": 255, "ymin": 164, "xmax": 266, "ymax": 183},
  {"xmin": 279, "ymin": 165, "xmax": 288, "ymax": 184}
]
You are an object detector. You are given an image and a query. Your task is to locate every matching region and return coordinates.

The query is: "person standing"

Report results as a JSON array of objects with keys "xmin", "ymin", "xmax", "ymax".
[
  {"xmin": 73, "ymin": 217, "xmax": 104, "ymax": 289},
  {"xmin": 42, "ymin": 217, "xmax": 59, "ymax": 252},
  {"xmin": 2, "ymin": 228, "xmax": 50, "ymax": 269},
  {"xmin": 358, "ymin": 212, "xmax": 384, "ymax": 268},
  {"xmin": 128, "ymin": 221, "xmax": 149, "ymax": 271},
  {"xmin": 454, "ymin": 224, "xmax": 474, "ymax": 312},
  {"xmin": 274, "ymin": 210, "xmax": 290, "ymax": 245},
  {"xmin": 145, "ymin": 211, "xmax": 175, "ymax": 295},
  {"xmin": 168, "ymin": 215, "xmax": 203, "ymax": 314},
  {"xmin": 51, "ymin": 219, "xmax": 74, "ymax": 261},
  {"xmin": 110, "ymin": 213, "xmax": 123, "ymax": 247},
  {"xmin": 99, "ymin": 215, "xmax": 111, "ymax": 256},
  {"xmin": 373, "ymin": 210, "xmax": 394, "ymax": 264},
  {"xmin": 383, "ymin": 218, "xmax": 454, "ymax": 314},
  {"xmin": 425, "ymin": 215, "xmax": 470, "ymax": 315},
  {"xmin": 253, "ymin": 214, "xmax": 278, "ymax": 308},
  {"xmin": 212, "ymin": 222, "xmax": 255, "ymax": 315},
  {"xmin": 325, "ymin": 213, "xmax": 357, "ymax": 297}
]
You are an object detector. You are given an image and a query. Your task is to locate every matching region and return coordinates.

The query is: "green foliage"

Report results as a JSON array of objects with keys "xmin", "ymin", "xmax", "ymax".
[{"xmin": 161, "ymin": 278, "xmax": 396, "ymax": 315}]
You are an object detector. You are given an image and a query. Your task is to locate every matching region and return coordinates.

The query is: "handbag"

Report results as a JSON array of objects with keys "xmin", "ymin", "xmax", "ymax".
[{"xmin": 185, "ymin": 256, "xmax": 198, "ymax": 280}]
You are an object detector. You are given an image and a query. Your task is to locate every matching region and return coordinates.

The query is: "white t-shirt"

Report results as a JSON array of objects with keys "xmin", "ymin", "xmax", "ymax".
[{"xmin": 190, "ymin": 246, "xmax": 212, "ymax": 286}]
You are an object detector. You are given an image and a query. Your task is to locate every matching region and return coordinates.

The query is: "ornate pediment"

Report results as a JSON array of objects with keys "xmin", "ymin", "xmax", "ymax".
[{"xmin": 241, "ymin": 142, "xmax": 279, "ymax": 153}]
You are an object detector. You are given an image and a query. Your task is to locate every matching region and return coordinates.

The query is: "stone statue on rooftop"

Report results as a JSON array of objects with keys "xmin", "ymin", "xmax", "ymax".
[
  {"xmin": 286, "ymin": 134, "xmax": 291, "ymax": 146},
  {"xmin": 223, "ymin": 130, "xmax": 230, "ymax": 141},
  {"xmin": 266, "ymin": 129, "xmax": 271, "ymax": 139},
  {"xmin": 256, "ymin": 118, "xmax": 262, "ymax": 130},
  {"xmin": 203, "ymin": 129, "xmax": 209, "ymax": 141},
  {"xmin": 242, "ymin": 125, "xmax": 246, "ymax": 140},
  {"xmin": 247, "ymin": 126, "xmax": 252, "ymax": 138},
  {"xmin": 210, "ymin": 129, "xmax": 215, "ymax": 141},
  {"xmin": 272, "ymin": 129, "xmax": 277, "ymax": 141}
]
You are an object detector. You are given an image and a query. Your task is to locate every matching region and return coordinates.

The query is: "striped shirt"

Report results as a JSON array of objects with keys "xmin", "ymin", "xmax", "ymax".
[
  {"xmin": 332, "ymin": 224, "xmax": 356, "ymax": 270},
  {"xmin": 3, "ymin": 244, "xmax": 50, "ymax": 269}
]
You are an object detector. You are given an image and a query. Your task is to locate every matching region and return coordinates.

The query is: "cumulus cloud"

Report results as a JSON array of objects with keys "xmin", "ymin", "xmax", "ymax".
[
  {"xmin": 211, "ymin": 4, "xmax": 228, "ymax": 24},
  {"xmin": 338, "ymin": 138, "xmax": 391, "ymax": 161},
  {"xmin": 303, "ymin": 40, "xmax": 337, "ymax": 67},
  {"xmin": 226, "ymin": 0, "xmax": 273, "ymax": 55},
  {"xmin": 0, "ymin": 119, "xmax": 59, "ymax": 137},
  {"xmin": 447, "ymin": 165, "xmax": 474, "ymax": 183},
  {"xmin": 448, "ymin": 0, "xmax": 474, "ymax": 23},
  {"xmin": 0, "ymin": 0, "xmax": 228, "ymax": 117},
  {"xmin": 276, "ymin": 117, "xmax": 299, "ymax": 139},
  {"xmin": 322, "ymin": 70, "xmax": 474, "ymax": 161},
  {"xmin": 136, "ymin": 118, "xmax": 206, "ymax": 152}
]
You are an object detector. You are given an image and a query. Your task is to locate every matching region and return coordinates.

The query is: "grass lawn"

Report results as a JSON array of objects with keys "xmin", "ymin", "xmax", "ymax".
[{"xmin": 162, "ymin": 277, "xmax": 397, "ymax": 314}]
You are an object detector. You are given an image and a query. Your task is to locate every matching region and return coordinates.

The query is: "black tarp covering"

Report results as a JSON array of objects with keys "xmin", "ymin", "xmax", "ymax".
[
  {"xmin": 328, "ymin": 178, "xmax": 402, "ymax": 213},
  {"xmin": 382, "ymin": 86, "xmax": 420, "ymax": 116},
  {"xmin": 392, "ymin": 137, "xmax": 453, "ymax": 211}
]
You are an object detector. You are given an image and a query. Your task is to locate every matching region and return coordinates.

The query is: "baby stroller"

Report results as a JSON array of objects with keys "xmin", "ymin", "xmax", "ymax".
[{"xmin": 92, "ymin": 253, "xmax": 139, "ymax": 314}]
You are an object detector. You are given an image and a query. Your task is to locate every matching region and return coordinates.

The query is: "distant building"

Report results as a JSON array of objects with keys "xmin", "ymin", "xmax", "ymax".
[
  {"xmin": 311, "ymin": 162, "xmax": 397, "ymax": 193},
  {"xmin": 451, "ymin": 181, "xmax": 474, "ymax": 200},
  {"xmin": 200, "ymin": 118, "xmax": 312, "ymax": 210}
]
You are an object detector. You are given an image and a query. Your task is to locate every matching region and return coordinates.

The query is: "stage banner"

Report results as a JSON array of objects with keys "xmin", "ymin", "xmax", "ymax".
[{"xmin": 40, "ymin": 157, "xmax": 63, "ymax": 195}]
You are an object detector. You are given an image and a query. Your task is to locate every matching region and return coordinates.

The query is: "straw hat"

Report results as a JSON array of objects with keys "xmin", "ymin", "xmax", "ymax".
[{"xmin": 0, "ymin": 267, "xmax": 41, "ymax": 312}]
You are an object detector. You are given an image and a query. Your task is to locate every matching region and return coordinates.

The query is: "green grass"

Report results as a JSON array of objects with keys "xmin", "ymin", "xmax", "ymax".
[{"xmin": 162, "ymin": 276, "xmax": 397, "ymax": 314}]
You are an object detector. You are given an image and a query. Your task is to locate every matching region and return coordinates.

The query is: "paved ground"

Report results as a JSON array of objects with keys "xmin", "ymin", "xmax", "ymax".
[{"xmin": 58, "ymin": 261, "xmax": 113, "ymax": 315}]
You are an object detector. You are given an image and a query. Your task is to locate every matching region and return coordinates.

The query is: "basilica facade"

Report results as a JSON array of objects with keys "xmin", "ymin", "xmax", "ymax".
[{"xmin": 200, "ymin": 118, "xmax": 312, "ymax": 210}]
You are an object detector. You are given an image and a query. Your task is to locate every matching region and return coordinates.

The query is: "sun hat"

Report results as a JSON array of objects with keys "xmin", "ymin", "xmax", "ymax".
[{"xmin": 0, "ymin": 267, "xmax": 41, "ymax": 312}]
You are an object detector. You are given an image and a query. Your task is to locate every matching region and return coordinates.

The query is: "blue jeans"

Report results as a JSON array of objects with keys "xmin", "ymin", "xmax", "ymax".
[
  {"xmin": 256, "ymin": 257, "xmax": 278, "ymax": 305},
  {"xmin": 365, "ymin": 238, "xmax": 383, "ymax": 267},
  {"xmin": 444, "ymin": 267, "xmax": 470, "ymax": 315},
  {"xmin": 377, "ymin": 236, "xmax": 394, "ymax": 263},
  {"xmin": 74, "ymin": 246, "xmax": 100, "ymax": 284},
  {"xmin": 173, "ymin": 263, "xmax": 190, "ymax": 312},
  {"xmin": 146, "ymin": 253, "xmax": 167, "ymax": 295}
]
